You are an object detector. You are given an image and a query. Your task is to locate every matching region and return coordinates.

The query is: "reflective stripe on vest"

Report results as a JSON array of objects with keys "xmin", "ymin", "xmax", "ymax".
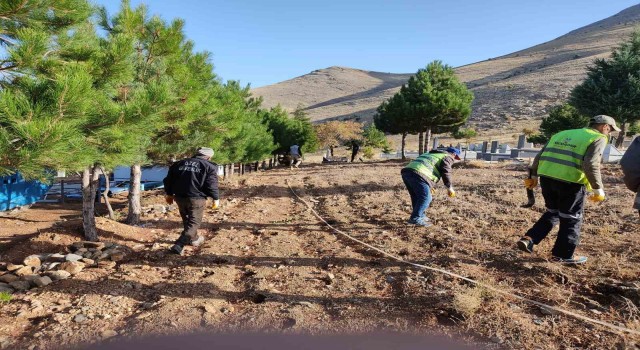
[
  {"xmin": 404, "ymin": 153, "xmax": 447, "ymax": 182},
  {"xmin": 538, "ymin": 128, "xmax": 606, "ymax": 188}
]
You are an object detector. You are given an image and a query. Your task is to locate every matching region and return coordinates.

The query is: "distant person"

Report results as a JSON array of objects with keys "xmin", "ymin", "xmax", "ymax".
[
  {"xmin": 620, "ymin": 136, "xmax": 640, "ymax": 217},
  {"xmin": 350, "ymin": 141, "xmax": 361, "ymax": 162},
  {"xmin": 163, "ymin": 147, "xmax": 220, "ymax": 255},
  {"xmin": 517, "ymin": 115, "xmax": 620, "ymax": 264},
  {"xmin": 290, "ymin": 144, "xmax": 302, "ymax": 169},
  {"xmin": 401, "ymin": 147, "xmax": 460, "ymax": 227}
]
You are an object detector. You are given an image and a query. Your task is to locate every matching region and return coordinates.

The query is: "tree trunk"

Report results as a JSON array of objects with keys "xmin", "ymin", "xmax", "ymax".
[
  {"xmin": 99, "ymin": 167, "xmax": 115, "ymax": 220},
  {"xmin": 615, "ymin": 122, "xmax": 626, "ymax": 148},
  {"xmin": 401, "ymin": 132, "xmax": 407, "ymax": 160},
  {"xmin": 330, "ymin": 146, "xmax": 334, "ymax": 156},
  {"xmin": 82, "ymin": 166, "xmax": 99, "ymax": 241},
  {"xmin": 418, "ymin": 132, "xmax": 424, "ymax": 154},
  {"xmin": 126, "ymin": 164, "xmax": 142, "ymax": 225},
  {"xmin": 230, "ymin": 163, "xmax": 235, "ymax": 176},
  {"xmin": 425, "ymin": 127, "xmax": 432, "ymax": 153}
]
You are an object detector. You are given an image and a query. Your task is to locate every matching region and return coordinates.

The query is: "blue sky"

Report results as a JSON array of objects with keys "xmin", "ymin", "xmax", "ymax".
[{"xmin": 95, "ymin": 0, "xmax": 640, "ymax": 87}]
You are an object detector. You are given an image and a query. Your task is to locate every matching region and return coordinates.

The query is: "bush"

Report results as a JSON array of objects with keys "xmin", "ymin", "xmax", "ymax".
[{"xmin": 362, "ymin": 146, "xmax": 375, "ymax": 159}]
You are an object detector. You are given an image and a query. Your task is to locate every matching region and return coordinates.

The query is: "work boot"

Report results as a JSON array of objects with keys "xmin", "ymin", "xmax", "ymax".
[
  {"xmin": 170, "ymin": 244, "xmax": 183, "ymax": 255},
  {"xmin": 191, "ymin": 235, "xmax": 205, "ymax": 247},
  {"xmin": 517, "ymin": 237, "xmax": 534, "ymax": 253}
]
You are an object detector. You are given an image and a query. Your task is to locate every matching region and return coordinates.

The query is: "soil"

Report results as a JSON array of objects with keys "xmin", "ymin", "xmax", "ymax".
[{"xmin": 0, "ymin": 160, "xmax": 639, "ymax": 349}]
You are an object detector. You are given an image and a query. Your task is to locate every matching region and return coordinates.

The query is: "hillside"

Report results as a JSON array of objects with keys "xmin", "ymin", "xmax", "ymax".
[{"xmin": 252, "ymin": 4, "xmax": 640, "ymax": 133}]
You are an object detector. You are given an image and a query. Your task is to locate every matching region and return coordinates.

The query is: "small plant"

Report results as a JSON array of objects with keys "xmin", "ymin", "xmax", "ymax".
[
  {"xmin": 453, "ymin": 287, "xmax": 482, "ymax": 317},
  {"xmin": 0, "ymin": 291, "xmax": 12, "ymax": 303}
]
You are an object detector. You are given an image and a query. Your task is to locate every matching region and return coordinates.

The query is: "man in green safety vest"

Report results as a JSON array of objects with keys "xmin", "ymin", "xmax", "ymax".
[
  {"xmin": 401, "ymin": 147, "xmax": 460, "ymax": 227},
  {"xmin": 517, "ymin": 115, "xmax": 620, "ymax": 264}
]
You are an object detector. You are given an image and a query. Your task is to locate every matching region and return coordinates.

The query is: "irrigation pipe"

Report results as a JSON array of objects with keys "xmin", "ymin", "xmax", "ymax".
[{"xmin": 285, "ymin": 180, "xmax": 640, "ymax": 337}]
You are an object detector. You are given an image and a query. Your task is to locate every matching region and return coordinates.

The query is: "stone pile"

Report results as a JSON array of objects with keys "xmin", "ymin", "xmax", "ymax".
[{"xmin": 0, "ymin": 241, "xmax": 129, "ymax": 294}]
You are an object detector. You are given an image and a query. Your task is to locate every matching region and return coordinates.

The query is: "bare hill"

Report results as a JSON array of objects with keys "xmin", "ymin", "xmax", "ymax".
[{"xmin": 252, "ymin": 4, "xmax": 640, "ymax": 133}]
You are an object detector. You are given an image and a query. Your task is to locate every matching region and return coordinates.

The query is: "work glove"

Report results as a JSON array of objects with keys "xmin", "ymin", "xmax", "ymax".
[
  {"xmin": 447, "ymin": 187, "xmax": 456, "ymax": 198},
  {"xmin": 165, "ymin": 195, "xmax": 174, "ymax": 205},
  {"xmin": 212, "ymin": 199, "xmax": 220, "ymax": 210},
  {"xmin": 524, "ymin": 176, "xmax": 538, "ymax": 190},
  {"xmin": 587, "ymin": 188, "xmax": 605, "ymax": 203},
  {"xmin": 430, "ymin": 187, "xmax": 436, "ymax": 196}
]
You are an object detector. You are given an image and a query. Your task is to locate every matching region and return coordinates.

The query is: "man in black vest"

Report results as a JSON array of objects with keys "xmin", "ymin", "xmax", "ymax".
[{"xmin": 163, "ymin": 147, "xmax": 219, "ymax": 255}]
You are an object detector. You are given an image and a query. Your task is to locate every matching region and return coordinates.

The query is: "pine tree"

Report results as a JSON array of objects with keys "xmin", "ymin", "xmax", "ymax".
[
  {"xmin": 402, "ymin": 61, "xmax": 474, "ymax": 152},
  {"xmin": 570, "ymin": 30, "xmax": 640, "ymax": 147}
]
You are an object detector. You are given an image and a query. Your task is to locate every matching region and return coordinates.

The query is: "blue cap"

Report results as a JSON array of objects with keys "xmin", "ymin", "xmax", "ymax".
[{"xmin": 445, "ymin": 147, "xmax": 461, "ymax": 160}]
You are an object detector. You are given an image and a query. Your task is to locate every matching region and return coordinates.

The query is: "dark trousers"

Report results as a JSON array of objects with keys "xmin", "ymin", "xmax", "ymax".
[
  {"xmin": 401, "ymin": 171, "xmax": 433, "ymax": 221},
  {"xmin": 526, "ymin": 176, "xmax": 586, "ymax": 259},
  {"xmin": 175, "ymin": 197, "xmax": 206, "ymax": 246}
]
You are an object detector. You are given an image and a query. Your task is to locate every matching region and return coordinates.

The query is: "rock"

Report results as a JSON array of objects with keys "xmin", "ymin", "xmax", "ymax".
[
  {"xmin": 9, "ymin": 280, "xmax": 31, "ymax": 291},
  {"xmin": 539, "ymin": 306, "xmax": 558, "ymax": 316},
  {"xmin": 152, "ymin": 204, "xmax": 167, "ymax": 214},
  {"xmin": 73, "ymin": 314, "xmax": 88, "ymax": 323},
  {"xmin": 6, "ymin": 264, "xmax": 23, "ymax": 272},
  {"xmin": 14, "ymin": 266, "xmax": 34, "ymax": 277},
  {"xmin": 23, "ymin": 255, "xmax": 41, "ymax": 268},
  {"xmin": 46, "ymin": 254, "xmax": 66, "ymax": 263},
  {"xmin": 65, "ymin": 254, "xmax": 83, "ymax": 262},
  {"xmin": 110, "ymin": 252, "xmax": 125, "ymax": 262},
  {"xmin": 32, "ymin": 276, "xmax": 52, "ymax": 287},
  {"xmin": 490, "ymin": 336, "xmax": 503, "ymax": 344},
  {"xmin": 97, "ymin": 261, "xmax": 116, "ymax": 269},
  {"xmin": 82, "ymin": 241, "xmax": 105, "ymax": 250},
  {"xmin": 58, "ymin": 261, "xmax": 85, "ymax": 275},
  {"xmin": 46, "ymin": 270, "xmax": 71, "ymax": 281},
  {"xmin": 0, "ymin": 274, "xmax": 19, "ymax": 283},
  {"xmin": 0, "ymin": 283, "xmax": 14, "ymax": 294},
  {"xmin": 132, "ymin": 244, "xmax": 145, "ymax": 252},
  {"xmin": 80, "ymin": 258, "xmax": 95, "ymax": 266},
  {"xmin": 203, "ymin": 304, "xmax": 217, "ymax": 313},
  {"xmin": 101, "ymin": 329, "xmax": 117, "ymax": 338}
]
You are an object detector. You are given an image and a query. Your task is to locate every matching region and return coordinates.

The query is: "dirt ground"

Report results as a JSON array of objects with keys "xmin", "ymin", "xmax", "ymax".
[{"xmin": 0, "ymin": 160, "xmax": 639, "ymax": 350}]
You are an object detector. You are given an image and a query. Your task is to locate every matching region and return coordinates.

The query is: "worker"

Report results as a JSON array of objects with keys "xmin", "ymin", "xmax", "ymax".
[
  {"xmin": 290, "ymin": 144, "xmax": 302, "ymax": 169},
  {"xmin": 517, "ymin": 115, "xmax": 620, "ymax": 264},
  {"xmin": 620, "ymin": 135, "xmax": 640, "ymax": 217},
  {"xmin": 350, "ymin": 140, "xmax": 361, "ymax": 162},
  {"xmin": 401, "ymin": 147, "xmax": 460, "ymax": 227},
  {"xmin": 163, "ymin": 147, "xmax": 220, "ymax": 255}
]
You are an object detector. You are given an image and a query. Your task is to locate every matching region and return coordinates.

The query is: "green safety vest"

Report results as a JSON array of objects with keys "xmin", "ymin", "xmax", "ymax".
[
  {"xmin": 538, "ymin": 128, "xmax": 606, "ymax": 189},
  {"xmin": 405, "ymin": 153, "xmax": 448, "ymax": 183}
]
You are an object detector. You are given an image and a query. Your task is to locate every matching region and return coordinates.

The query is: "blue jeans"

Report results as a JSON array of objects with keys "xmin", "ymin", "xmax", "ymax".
[{"xmin": 401, "ymin": 170, "xmax": 432, "ymax": 222}]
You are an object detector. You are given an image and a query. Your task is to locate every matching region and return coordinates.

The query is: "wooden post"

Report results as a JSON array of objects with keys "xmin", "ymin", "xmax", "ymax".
[
  {"xmin": 241, "ymin": 164, "xmax": 245, "ymax": 175},
  {"xmin": 223, "ymin": 164, "xmax": 227, "ymax": 179}
]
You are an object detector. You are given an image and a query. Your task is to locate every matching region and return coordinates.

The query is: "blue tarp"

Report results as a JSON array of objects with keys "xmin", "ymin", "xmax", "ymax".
[{"xmin": 0, "ymin": 173, "xmax": 52, "ymax": 211}]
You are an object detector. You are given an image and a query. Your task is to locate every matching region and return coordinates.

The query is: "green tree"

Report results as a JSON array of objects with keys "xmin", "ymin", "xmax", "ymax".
[
  {"xmin": 374, "ymin": 92, "xmax": 412, "ymax": 159},
  {"xmin": 401, "ymin": 61, "xmax": 474, "ymax": 153},
  {"xmin": 570, "ymin": 30, "xmax": 640, "ymax": 147},
  {"xmin": 526, "ymin": 104, "xmax": 589, "ymax": 145},
  {"xmin": 262, "ymin": 104, "xmax": 318, "ymax": 156}
]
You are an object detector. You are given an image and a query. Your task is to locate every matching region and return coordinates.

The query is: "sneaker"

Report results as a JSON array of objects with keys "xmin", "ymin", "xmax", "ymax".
[
  {"xmin": 551, "ymin": 255, "xmax": 588, "ymax": 264},
  {"xmin": 517, "ymin": 238, "xmax": 534, "ymax": 253},
  {"xmin": 191, "ymin": 235, "xmax": 205, "ymax": 247},
  {"xmin": 170, "ymin": 244, "xmax": 183, "ymax": 255},
  {"xmin": 407, "ymin": 218, "xmax": 432, "ymax": 227}
]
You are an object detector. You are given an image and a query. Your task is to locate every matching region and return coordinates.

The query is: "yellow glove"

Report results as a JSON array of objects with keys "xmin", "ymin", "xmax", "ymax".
[
  {"xmin": 430, "ymin": 187, "xmax": 436, "ymax": 196},
  {"xmin": 212, "ymin": 199, "xmax": 220, "ymax": 209},
  {"xmin": 447, "ymin": 187, "xmax": 456, "ymax": 198},
  {"xmin": 588, "ymin": 189, "xmax": 605, "ymax": 203},
  {"xmin": 165, "ymin": 195, "xmax": 174, "ymax": 205},
  {"xmin": 524, "ymin": 176, "xmax": 538, "ymax": 190}
]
